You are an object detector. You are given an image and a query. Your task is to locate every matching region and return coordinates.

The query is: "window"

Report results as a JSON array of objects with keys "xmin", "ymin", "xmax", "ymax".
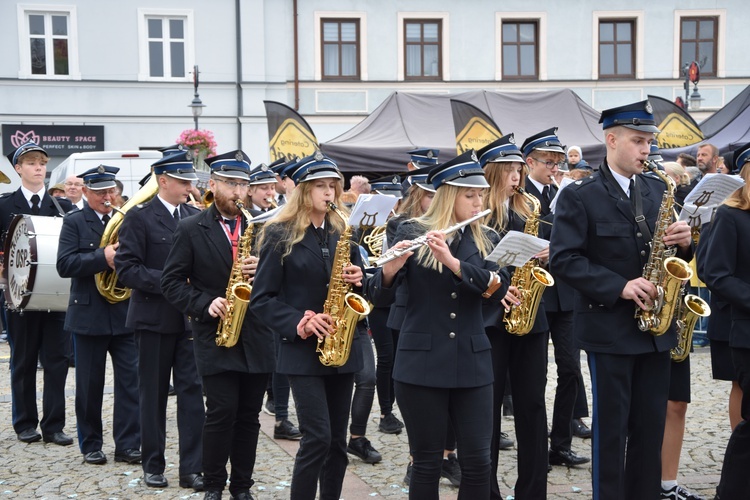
[
  {"xmin": 17, "ymin": 5, "xmax": 79, "ymax": 79},
  {"xmin": 321, "ymin": 19, "xmax": 360, "ymax": 80},
  {"xmin": 599, "ymin": 20, "xmax": 635, "ymax": 78},
  {"xmin": 404, "ymin": 20, "xmax": 442, "ymax": 80},
  {"xmin": 501, "ymin": 21, "xmax": 538, "ymax": 79},
  {"xmin": 680, "ymin": 17, "xmax": 717, "ymax": 76},
  {"xmin": 137, "ymin": 9, "xmax": 194, "ymax": 81}
]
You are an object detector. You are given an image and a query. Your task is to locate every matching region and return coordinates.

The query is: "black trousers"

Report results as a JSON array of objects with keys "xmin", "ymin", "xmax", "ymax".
[
  {"xmin": 74, "ymin": 333, "xmax": 140, "ymax": 454},
  {"xmin": 350, "ymin": 333, "xmax": 376, "ymax": 436},
  {"xmin": 8, "ymin": 311, "xmax": 68, "ymax": 435},
  {"xmin": 717, "ymin": 347, "xmax": 750, "ymax": 497},
  {"xmin": 587, "ymin": 350, "xmax": 670, "ymax": 500},
  {"xmin": 202, "ymin": 371, "xmax": 267, "ymax": 494},
  {"xmin": 370, "ymin": 307, "xmax": 398, "ymax": 416},
  {"xmin": 136, "ymin": 329, "xmax": 204, "ymax": 475},
  {"xmin": 288, "ymin": 373, "xmax": 354, "ymax": 500},
  {"xmin": 396, "ymin": 381, "xmax": 492, "ymax": 500},
  {"xmin": 547, "ymin": 310, "xmax": 581, "ymax": 450},
  {"xmin": 488, "ymin": 327, "xmax": 548, "ymax": 500}
]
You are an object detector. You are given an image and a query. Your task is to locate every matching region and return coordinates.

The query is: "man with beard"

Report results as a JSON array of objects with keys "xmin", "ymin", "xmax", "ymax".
[
  {"xmin": 161, "ymin": 150, "xmax": 274, "ymax": 500},
  {"xmin": 696, "ymin": 143, "xmax": 719, "ymax": 175}
]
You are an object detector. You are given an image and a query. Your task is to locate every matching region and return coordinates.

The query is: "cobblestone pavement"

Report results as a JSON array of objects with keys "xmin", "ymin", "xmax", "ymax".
[{"xmin": 0, "ymin": 340, "xmax": 727, "ymax": 499}]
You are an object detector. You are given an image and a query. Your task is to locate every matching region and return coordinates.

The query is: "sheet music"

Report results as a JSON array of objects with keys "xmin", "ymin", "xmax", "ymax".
[
  {"xmin": 678, "ymin": 203, "xmax": 716, "ymax": 228},
  {"xmin": 549, "ymin": 177, "xmax": 576, "ymax": 214},
  {"xmin": 485, "ymin": 230, "xmax": 549, "ymax": 268},
  {"xmin": 348, "ymin": 194, "xmax": 399, "ymax": 227},
  {"xmin": 248, "ymin": 205, "xmax": 282, "ymax": 224},
  {"xmin": 683, "ymin": 173, "xmax": 745, "ymax": 207}
]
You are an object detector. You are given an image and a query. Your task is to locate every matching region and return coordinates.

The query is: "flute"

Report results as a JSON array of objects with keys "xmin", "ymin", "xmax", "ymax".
[{"xmin": 374, "ymin": 209, "xmax": 491, "ymax": 267}]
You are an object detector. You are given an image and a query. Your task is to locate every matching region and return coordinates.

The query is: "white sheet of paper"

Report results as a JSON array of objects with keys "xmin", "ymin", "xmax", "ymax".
[
  {"xmin": 683, "ymin": 173, "xmax": 745, "ymax": 207},
  {"xmin": 485, "ymin": 230, "xmax": 550, "ymax": 268},
  {"xmin": 678, "ymin": 203, "xmax": 716, "ymax": 228},
  {"xmin": 248, "ymin": 205, "xmax": 282, "ymax": 224},
  {"xmin": 549, "ymin": 177, "xmax": 576, "ymax": 214},
  {"xmin": 348, "ymin": 194, "xmax": 398, "ymax": 227}
]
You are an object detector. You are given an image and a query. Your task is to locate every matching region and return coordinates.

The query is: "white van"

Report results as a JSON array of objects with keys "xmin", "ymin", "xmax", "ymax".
[{"xmin": 48, "ymin": 150, "xmax": 162, "ymax": 199}]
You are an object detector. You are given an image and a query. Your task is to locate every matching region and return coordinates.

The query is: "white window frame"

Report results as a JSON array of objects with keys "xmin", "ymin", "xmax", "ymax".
[
  {"xmin": 495, "ymin": 12, "xmax": 547, "ymax": 81},
  {"xmin": 397, "ymin": 12, "xmax": 450, "ymax": 82},
  {"xmin": 17, "ymin": 4, "xmax": 80, "ymax": 80},
  {"xmin": 592, "ymin": 11, "xmax": 644, "ymax": 80},
  {"xmin": 673, "ymin": 9, "xmax": 726, "ymax": 79},
  {"xmin": 137, "ymin": 8, "xmax": 195, "ymax": 82},
  {"xmin": 314, "ymin": 12, "xmax": 368, "ymax": 81}
]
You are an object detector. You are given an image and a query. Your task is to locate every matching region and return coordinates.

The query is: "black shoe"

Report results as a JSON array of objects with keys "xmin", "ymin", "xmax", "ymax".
[
  {"xmin": 498, "ymin": 431, "xmax": 514, "ymax": 450},
  {"xmin": 114, "ymin": 448, "xmax": 142, "ymax": 464},
  {"xmin": 144, "ymin": 473, "xmax": 168, "ymax": 488},
  {"xmin": 204, "ymin": 491, "xmax": 222, "ymax": 500},
  {"xmin": 378, "ymin": 413, "xmax": 403, "ymax": 434},
  {"xmin": 263, "ymin": 398, "xmax": 275, "ymax": 416},
  {"xmin": 441, "ymin": 452, "xmax": 461, "ymax": 486},
  {"xmin": 572, "ymin": 418, "xmax": 592, "ymax": 439},
  {"xmin": 273, "ymin": 419, "xmax": 302, "ymax": 440},
  {"xmin": 83, "ymin": 450, "xmax": 107, "ymax": 465},
  {"xmin": 502, "ymin": 394, "xmax": 514, "ymax": 416},
  {"xmin": 403, "ymin": 463, "xmax": 412, "ymax": 486},
  {"xmin": 347, "ymin": 437, "xmax": 382, "ymax": 464},
  {"xmin": 180, "ymin": 473, "xmax": 205, "ymax": 491},
  {"xmin": 229, "ymin": 492, "xmax": 254, "ymax": 500},
  {"xmin": 17, "ymin": 428, "xmax": 41, "ymax": 443},
  {"xmin": 43, "ymin": 431, "xmax": 73, "ymax": 446},
  {"xmin": 549, "ymin": 448, "xmax": 590, "ymax": 467},
  {"xmin": 660, "ymin": 484, "xmax": 706, "ymax": 500}
]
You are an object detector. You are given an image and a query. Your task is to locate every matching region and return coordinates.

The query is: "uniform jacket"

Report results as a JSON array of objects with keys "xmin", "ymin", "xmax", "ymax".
[
  {"xmin": 696, "ymin": 220, "xmax": 731, "ymax": 342},
  {"xmin": 702, "ymin": 205, "xmax": 750, "ymax": 348},
  {"xmin": 115, "ymin": 199, "xmax": 199, "ymax": 332},
  {"xmin": 56, "ymin": 205, "xmax": 130, "ymax": 335},
  {"xmin": 550, "ymin": 161, "xmax": 693, "ymax": 355},
  {"xmin": 0, "ymin": 189, "xmax": 72, "ymax": 242},
  {"xmin": 385, "ymin": 214, "xmax": 409, "ymax": 330},
  {"xmin": 250, "ymin": 220, "xmax": 379, "ymax": 376},
  {"xmin": 160, "ymin": 204, "xmax": 274, "ymax": 377},
  {"xmin": 374, "ymin": 220, "xmax": 508, "ymax": 388}
]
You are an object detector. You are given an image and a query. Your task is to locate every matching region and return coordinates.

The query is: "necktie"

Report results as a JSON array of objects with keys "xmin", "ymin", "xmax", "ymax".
[
  {"xmin": 628, "ymin": 179, "xmax": 636, "ymax": 205},
  {"xmin": 173, "ymin": 208, "xmax": 180, "ymax": 221},
  {"xmin": 30, "ymin": 194, "xmax": 40, "ymax": 215},
  {"xmin": 542, "ymin": 186, "xmax": 551, "ymax": 204},
  {"xmin": 102, "ymin": 214, "xmax": 111, "ymax": 226},
  {"xmin": 224, "ymin": 217, "xmax": 236, "ymax": 233},
  {"xmin": 316, "ymin": 227, "xmax": 327, "ymax": 244}
]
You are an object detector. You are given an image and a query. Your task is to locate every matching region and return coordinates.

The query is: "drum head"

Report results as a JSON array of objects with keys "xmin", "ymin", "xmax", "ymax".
[{"xmin": 3, "ymin": 214, "xmax": 35, "ymax": 310}]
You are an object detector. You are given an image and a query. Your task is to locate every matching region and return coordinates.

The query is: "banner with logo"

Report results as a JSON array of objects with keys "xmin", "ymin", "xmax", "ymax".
[
  {"xmin": 264, "ymin": 101, "xmax": 319, "ymax": 162},
  {"xmin": 2, "ymin": 124, "xmax": 105, "ymax": 157},
  {"xmin": 450, "ymin": 99, "xmax": 503, "ymax": 155},
  {"xmin": 647, "ymin": 95, "xmax": 704, "ymax": 149}
]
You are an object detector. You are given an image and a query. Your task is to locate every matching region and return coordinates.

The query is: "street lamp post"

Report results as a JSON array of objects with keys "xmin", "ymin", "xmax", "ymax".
[
  {"xmin": 683, "ymin": 61, "xmax": 702, "ymax": 111},
  {"xmin": 188, "ymin": 65, "xmax": 206, "ymax": 130}
]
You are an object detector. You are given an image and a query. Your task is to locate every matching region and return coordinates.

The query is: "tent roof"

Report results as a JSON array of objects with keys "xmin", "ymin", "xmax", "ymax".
[
  {"xmin": 699, "ymin": 85, "xmax": 750, "ymax": 139},
  {"xmin": 321, "ymin": 89, "xmax": 606, "ymax": 173}
]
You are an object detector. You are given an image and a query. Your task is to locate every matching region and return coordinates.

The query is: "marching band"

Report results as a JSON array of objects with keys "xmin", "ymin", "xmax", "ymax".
[{"xmin": 2, "ymin": 98, "xmax": 749, "ymax": 500}]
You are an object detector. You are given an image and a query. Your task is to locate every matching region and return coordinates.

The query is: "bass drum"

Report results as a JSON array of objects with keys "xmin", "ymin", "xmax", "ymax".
[{"xmin": 2, "ymin": 214, "xmax": 69, "ymax": 312}]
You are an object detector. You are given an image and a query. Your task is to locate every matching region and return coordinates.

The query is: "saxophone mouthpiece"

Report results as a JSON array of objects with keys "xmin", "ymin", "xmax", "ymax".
[{"xmin": 327, "ymin": 202, "xmax": 337, "ymax": 211}]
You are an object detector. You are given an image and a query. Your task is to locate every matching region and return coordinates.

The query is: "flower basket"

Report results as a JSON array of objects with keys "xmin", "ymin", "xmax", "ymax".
[{"xmin": 177, "ymin": 129, "xmax": 217, "ymax": 171}]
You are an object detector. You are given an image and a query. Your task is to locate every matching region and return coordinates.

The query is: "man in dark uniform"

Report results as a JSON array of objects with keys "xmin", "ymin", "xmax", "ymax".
[
  {"xmin": 115, "ymin": 151, "xmax": 205, "ymax": 491},
  {"xmin": 521, "ymin": 129, "xmax": 590, "ymax": 466},
  {"xmin": 56, "ymin": 165, "xmax": 141, "ymax": 466},
  {"xmin": 1, "ymin": 141, "xmax": 73, "ymax": 446},
  {"xmin": 161, "ymin": 150, "xmax": 274, "ymax": 500},
  {"xmin": 550, "ymin": 100, "xmax": 693, "ymax": 500}
]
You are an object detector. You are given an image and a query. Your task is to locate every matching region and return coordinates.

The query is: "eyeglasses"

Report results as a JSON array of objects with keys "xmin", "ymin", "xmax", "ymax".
[
  {"xmin": 214, "ymin": 178, "xmax": 250, "ymax": 189},
  {"xmin": 64, "ymin": 182, "xmax": 84, "ymax": 187},
  {"xmin": 529, "ymin": 157, "xmax": 565, "ymax": 170}
]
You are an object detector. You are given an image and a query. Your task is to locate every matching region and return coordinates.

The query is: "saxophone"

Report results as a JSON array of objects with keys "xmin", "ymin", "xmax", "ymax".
[
  {"xmin": 635, "ymin": 161, "xmax": 693, "ymax": 335},
  {"xmin": 316, "ymin": 202, "xmax": 372, "ymax": 367},
  {"xmin": 670, "ymin": 286, "xmax": 711, "ymax": 362},
  {"xmin": 215, "ymin": 201, "xmax": 254, "ymax": 348},
  {"xmin": 503, "ymin": 188, "xmax": 555, "ymax": 335}
]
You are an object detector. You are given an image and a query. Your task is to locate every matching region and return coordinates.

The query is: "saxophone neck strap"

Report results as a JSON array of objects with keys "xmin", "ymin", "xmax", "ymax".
[{"xmin": 600, "ymin": 163, "xmax": 652, "ymax": 243}]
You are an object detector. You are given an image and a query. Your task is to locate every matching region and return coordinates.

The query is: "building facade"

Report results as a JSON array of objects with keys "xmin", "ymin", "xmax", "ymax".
[{"xmin": 1, "ymin": 0, "xmax": 748, "ymax": 174}]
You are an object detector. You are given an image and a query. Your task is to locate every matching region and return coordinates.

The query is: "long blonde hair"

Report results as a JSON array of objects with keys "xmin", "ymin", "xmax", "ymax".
[
  {"xmin": 256, "ymin": 179, "xmax": 347, "ymax": 260},
  {"xmin": 484, "ymin": 162, "xmax": 532, "ymax": 233},
  {"xmin": 413, "ymin": 184, "xmax": 492, "ymax": 271},
  {"xmin": 397, "ymin": 184, "xmax": 431, "ymax": 219},
  {"xmin": 724, "ymin": 163, "xmax": 750, "ymax": 211}
]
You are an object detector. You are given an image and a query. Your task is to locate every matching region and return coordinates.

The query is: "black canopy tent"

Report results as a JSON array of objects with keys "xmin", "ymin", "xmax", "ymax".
[{"xmin": 320, "ymin": 89, "xmax": 606, "ymax": 174}]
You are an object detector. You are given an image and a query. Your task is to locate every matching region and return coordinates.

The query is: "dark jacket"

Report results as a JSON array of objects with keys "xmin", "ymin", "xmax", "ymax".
[{"xmin": 696, "ymin": 220, "xmax": 731, "ymax": 341}]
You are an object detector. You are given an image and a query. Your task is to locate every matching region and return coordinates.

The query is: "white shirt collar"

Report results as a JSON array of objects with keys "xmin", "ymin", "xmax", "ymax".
[
  {"xmin": 527, "ymin": 176, "xmax": 548, "ymax": 195},
  {"xmin": 610, "ymin": 168, "xmax": 635, "ymax": 197},
  {"xmin": 20, "ymin": 185, "xmax": 45, "ymax": 206},
  {"xmin": 157, "ymin": 194, "xmax": 179, "ymax": 215}
]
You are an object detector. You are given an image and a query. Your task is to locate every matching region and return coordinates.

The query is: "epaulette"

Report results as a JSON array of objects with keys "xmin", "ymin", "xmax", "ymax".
[
  {"xmin": 567, "ymin": 175, "xmax": 596, "ymax": 191},
  {"xmin": 0, "ymin": 192, "xmax": 13, "ymax": 199}
]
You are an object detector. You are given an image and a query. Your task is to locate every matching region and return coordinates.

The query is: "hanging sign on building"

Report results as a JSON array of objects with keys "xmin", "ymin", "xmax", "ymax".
[{"xmin": 2, "ymin": 124, "xmax": 105, "ymax": 157}]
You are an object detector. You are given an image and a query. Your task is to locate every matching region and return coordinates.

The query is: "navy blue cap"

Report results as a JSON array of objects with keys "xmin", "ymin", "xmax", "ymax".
[
  {"xmin": 266, "ymin": 157, "xmax": 287, "ymax": 175},
  {"xmin": 78, "ymin": 165, "xmax": 119, "ymax": 190},
  {"xmin": 151, "ymin": 150, "xmax": 198, "ymax": 181},
  {"xmin": 271, "ymin": 157, "xmax": 299, "ymax": 178},
  {"xmin": 427, "ymin": 150, "xmax": 489, "ymax": 190},
  {"xmin": 407, "ymin": 148, "xmax": 439, "ymax": 167},
  {"xmin": 289, "ymin": 151, "xmax": 342, "ymax": 185},
  {"xmin": 406, "ymin": 164, "xmax": 437, "ymax": 193},
  {"xmin": 648, "ymin": 143, "xmax": 664, "ymax": 163},
  {"xmin": 204, "ymin": 150, "xmax": 252, "ymax": 180},
  {"xmin": 734, "ymin": 142, "xmax": 750, "ymax": 172},
  {"xmin": 370, "ymin": 175, "xmax": 405, "ymax": 199},
  {"xmin": 248, "ymin": 164, "xmax": 277, "ymax": 185},
  {"xmin": 6, "ymin": 141, "xmax": 48, "ymax": 166},
  {"xmin": 599, "ymin": 100, "xmax": 660, "ymax": 134},
  {"xmin": 477, "ymin": 134, "xmax": 524, "ymax": 167},
  {"xmin": 157, "ymin": 144, "xmax": 185, "ymax": 156},
  {"xmin": 521, "ymin": 128, "xmax": 566, "ymax": 157}
]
